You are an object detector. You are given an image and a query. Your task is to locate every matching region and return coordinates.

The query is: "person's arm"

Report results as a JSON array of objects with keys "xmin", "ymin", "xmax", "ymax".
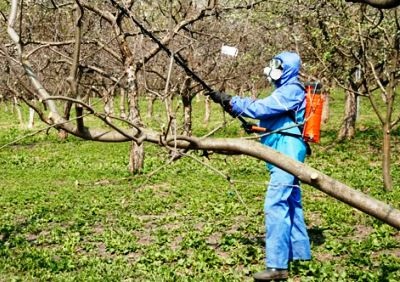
[
  {"xmin": 230, "ymin": 87, "xmax": 303, "ymax": 119},
  {"xmin": 208, "ymin": 85, "xmax": 304, "ymax": 119}
]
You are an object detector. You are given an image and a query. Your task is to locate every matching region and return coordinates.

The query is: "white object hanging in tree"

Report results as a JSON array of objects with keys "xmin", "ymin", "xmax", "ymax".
[{"xmin": 221, "ymin": 45, "xmax": 238, "ymax": 57}]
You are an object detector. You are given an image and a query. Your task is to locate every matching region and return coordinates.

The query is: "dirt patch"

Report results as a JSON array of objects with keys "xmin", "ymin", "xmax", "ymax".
[
  {"xmin": 96, "ymin": 242, "xmax": 109, "ymax": 257},
  {"xmin": 371, "ymin": 248, "xmax": 400, "ymax": 258},
  {"xmin": 126, "ymin": 250, "xmax": 143, "ymax": 262},
  {"xmin": 170, "ymin": 235, "xmax": 183, "ymax": 250},
  {"xmin": 136, "ymin": 183, "xmax": 170, "ymax": 195},
  {"xmin": 353, "ymin": 224, "xmax": 374, "ymax": 240},
  {"xmin": 307, "ymin": 211, "xmax": 324, "ymax": 226},
  {"xmin": 313, "ymin": 251, "xmax": 335, "ymax": 262},
  {"xmin": 91, "ymin": 223, "xmax": 105, "ymax": 235},
  {"xmin": 207, "ymin": 232, "xmax": 222, "ymax": 247},
  {"xmin": 25, "ymin": 233, "xmax": 38, "ymax": 242},
  {"xmin": 133, "ymin": 230, "xmax": 153, "ymax": 246}
]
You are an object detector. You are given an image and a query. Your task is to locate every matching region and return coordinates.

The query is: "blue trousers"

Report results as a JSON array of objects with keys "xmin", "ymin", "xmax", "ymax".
[{"xmin": 264, "ymin": 136, "xmax": 311, "ymax": 269}]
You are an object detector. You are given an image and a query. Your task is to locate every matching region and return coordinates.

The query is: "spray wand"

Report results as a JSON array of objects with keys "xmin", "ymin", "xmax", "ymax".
[{"xmin": 110, "ymin": 1, "xmax": 264, "ymax": 133}]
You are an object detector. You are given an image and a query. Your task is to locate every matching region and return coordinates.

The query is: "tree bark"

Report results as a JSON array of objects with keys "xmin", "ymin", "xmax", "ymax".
[
  {"xmin": 204, "ymin": 95, "xmax": 211, "ymax": 124},
  {"xmin": 129, "ymin": 140, "xmax": 144, "ymax": 174},
  {"xmin": 181, "ymin": 77, "xmax": 193, "ymax": 136},
  {"xmin": 119, "ymin": 88, "xmax": 127, "ymax": 119},
  {"xmin": 382, "ymin": 122, "xmax": 392, "ymax": 191},
  {"xmin": 182, "ymin": 98, "xmax": 192, "ymax": 136},
  {"xmin": 338, "ymin": 90, "xmax": 357, "ymax": 140},
  {"xmin": 58, "ymin": 102, "xmax": 72, "ymax": 140},
  {"xmin": 28, "ymin": 105, "xmax": 35, "ymax": 129},
  {"xmin": 13, "ymin": 96, "xmax": 24, "ymax": 127},
  {"xmin": 127, "ymin": 67, "xmax": 144, "ymax": 174},
  {"xmin": 321, "ymin": 93, "xmax": 329, "ymax": 124},
  {"xmin": 103, "ymin": 89, "xmax": 114, "ymax": 123},
  {"xmin": 146, "ymin": 94, "xmax": 155, "ymax": 119}
]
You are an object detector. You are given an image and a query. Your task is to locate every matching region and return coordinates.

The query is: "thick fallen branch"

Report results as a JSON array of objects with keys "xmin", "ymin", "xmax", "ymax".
[
  {"xmin": 158, "ymin": 135, "xmax": 400, "ymax": 229},
  {"xmin": 46, "ymin": 111, "xmax": 400, "ymax": 229}
]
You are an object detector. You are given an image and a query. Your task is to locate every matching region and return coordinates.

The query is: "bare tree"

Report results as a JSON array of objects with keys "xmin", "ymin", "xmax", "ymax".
[
  {"xmin": 358, "ymin": 17, "xmax": 400, "ymax": 190},
  {"xmin": 287, "ymin": 1, "xmax": 400, "ymax": 190}
]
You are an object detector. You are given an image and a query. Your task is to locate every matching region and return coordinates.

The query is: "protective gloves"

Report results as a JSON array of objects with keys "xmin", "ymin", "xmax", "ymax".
[
  {"xmin": 208, "ymin": 91, "xmax": 234, "ymax": 116},
  {"xmin": 208, "ymin": 91, "xmax": 231, "ymax": 105}
]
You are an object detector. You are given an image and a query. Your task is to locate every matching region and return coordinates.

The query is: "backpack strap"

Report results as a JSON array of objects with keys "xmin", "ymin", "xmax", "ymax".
[
  {"xmin": 287, "ymin": 80, "xmax": 306, "ymax": 134},
  {"xmin": 282, "ymin": 81, "xmax": 311, "ymax": 155}
]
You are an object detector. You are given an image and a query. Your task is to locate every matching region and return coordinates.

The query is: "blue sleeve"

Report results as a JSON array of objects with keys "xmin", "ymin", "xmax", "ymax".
[{"xmin": 230, "ymin": 85, "xmax": 304, "ymax": 120}]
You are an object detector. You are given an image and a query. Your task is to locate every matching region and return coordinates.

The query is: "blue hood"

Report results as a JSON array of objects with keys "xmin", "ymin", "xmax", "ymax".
[{"xmin": 274, "ymin": 52, "xmax": 301, "ymax": 87}]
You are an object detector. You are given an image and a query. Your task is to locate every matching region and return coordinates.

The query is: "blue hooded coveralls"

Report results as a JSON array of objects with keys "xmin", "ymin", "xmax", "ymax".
[{"xmin": 230, "ymin": 52, "xmax": 311, "ymax": 269}]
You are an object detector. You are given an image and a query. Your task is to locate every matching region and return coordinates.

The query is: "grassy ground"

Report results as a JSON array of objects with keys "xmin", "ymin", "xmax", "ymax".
[{"xmin": 0, "ymin": 91, "xmax": 399, "ymax": 281}]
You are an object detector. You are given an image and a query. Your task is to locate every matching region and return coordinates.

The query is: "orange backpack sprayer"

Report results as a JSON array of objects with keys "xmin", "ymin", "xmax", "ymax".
[{"xmin": 303, "ymin": 82, "xmax": 325, "ymax": 143}]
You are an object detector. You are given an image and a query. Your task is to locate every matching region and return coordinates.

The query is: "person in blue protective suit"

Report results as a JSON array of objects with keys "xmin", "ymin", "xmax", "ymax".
[{"xmin": 208, "ymin": 51, "xmax": 311, "ymax": 281}]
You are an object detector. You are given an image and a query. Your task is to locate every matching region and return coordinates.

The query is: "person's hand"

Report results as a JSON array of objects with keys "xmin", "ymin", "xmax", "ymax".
[
  {"xmin": 208, "ymin": 91, "xmax": 232, "ymax": 106},
  {"xmin": 207, "ymin": 91, "xmax": 234, "ymax": 115}
]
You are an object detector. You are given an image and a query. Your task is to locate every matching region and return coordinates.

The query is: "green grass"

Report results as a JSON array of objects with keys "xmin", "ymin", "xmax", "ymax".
[{"xmin": 0, "ymin": 91, "xmax": 399, "ymax": 281}]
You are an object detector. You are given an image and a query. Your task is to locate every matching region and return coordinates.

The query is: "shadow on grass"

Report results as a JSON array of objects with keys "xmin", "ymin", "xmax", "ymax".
[
  {"xmin": 224, "ymin": 225, "xmax": 326, "ymax": 250},
  {"xmin": 379, "ymin": 261, "xmax": 400, "ymax": 282},
  {"xmin": 308, "ymin": 226, "xmax": 326, "ymax": 247},
  {"xmin": 0, "ymin": 218, "xmax": 32, "ymax": 246}
]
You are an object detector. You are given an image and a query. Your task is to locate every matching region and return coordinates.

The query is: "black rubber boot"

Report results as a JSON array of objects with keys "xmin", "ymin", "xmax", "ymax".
[{"xmin": 253, "ymin": 268, "xmax": 288, "ymax": 281}]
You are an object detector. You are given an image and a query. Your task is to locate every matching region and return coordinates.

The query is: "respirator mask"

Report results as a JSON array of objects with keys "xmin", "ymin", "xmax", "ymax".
[{"xmin": 263, "ymin": 58, "xmax": 283, "ymax": 83}]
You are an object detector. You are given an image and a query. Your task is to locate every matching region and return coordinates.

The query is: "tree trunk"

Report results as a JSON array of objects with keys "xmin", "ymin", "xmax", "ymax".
[
  {"xmin": 103, "ymin": 90, "xmax": 114, "ymax": 123},
  {"xmin": 204, "ymin": 95, "xmax": 211, "ymax": 124},
  {"xmin": 27, "ymin": 106, "xmax": 35, "ymax": 129},
  {"xmin": 75, "ymin": 104, "xmax": 84, "ymax": 133},
  {"xmin": 382, "ymin": 125, "xmax": 393, "ymax": 192},
  {"xmin": 127, "ymin": 66, "xmax": 144, "ymax": 174},
  {"xmin": 13, "ymin": 96, "xmax": 24, "ymax": 127},
  {"xmin": 119, "ymin": 88, "xmax": 127, "ymax": 119},
  {"xmin": 181, "ymin": 77, "xmax": 193, "ymax": 136},
  {"xmin": 146, "ymin": 94, "xmax": 155, "ymax": 119},
  {"xmin": 58, "ymin": 101, "xmax": 72, "ymax": 140},
  {"xmin": 338, "ymin": 90, "xmax": 357, "ymax": 140},
  {"xmin": 1, "ymin": 95, "xmax": 8, "ymax": 112},
  {"xmin": 321, "ymin": 93, "xmax": 329, "ymax": 124},
  {"xmin": 129, "ymin": 141, "xmax": 144, "ymax": 173},
  {"xmin": 182, "ymin": 95, "xmax": 192, "ymax": 136}
]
